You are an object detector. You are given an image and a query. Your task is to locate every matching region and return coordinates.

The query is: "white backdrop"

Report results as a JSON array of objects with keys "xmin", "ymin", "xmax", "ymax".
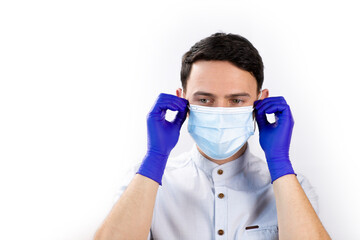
[{"xmin": 1, "ymin": 0, "xmax": 359, "ymax": 239}]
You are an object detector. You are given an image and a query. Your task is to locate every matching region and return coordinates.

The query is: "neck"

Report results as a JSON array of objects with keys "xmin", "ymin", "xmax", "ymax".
[{"xmin": 197, "ymin": 142, "xmax": 248, "ymax": 165}]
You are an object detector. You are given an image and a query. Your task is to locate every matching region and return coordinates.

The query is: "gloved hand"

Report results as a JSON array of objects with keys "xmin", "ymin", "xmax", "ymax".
[
  {"xmin": 136, "ymin": 93, "xmax": 189, "ymax": 185},
  {"xmin": 254, "ymin": 96, "xmax": 297, "ymax": 184}
]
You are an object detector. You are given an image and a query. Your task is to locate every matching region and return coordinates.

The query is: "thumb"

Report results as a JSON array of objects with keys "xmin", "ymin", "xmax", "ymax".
[
  {"xmin": 254, "ymin": 108, "xmax": 269, "ymax": 130},
  {"xmin": 173, "ymin": 107, "xmax": 188, "ymax": 127}
]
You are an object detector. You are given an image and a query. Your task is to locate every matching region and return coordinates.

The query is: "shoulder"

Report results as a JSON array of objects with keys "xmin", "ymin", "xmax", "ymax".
[
  {"xmin": 296, "ymin": 172, "xmax": 320, "ymax": 214},
  {"xmin": 120, "ymin": 149, "xmax": 192, "ymax": 183},
  {"xmin": 113, "ymin": 150, "xmax": 193, "ymax": 202},
  {"xmin": 112, "ymin": 160, "xmax": 142, "ymax": 203},
  {"xmin": 164, "ymin": 150, "xmax": 193, "ymax": 172},
  {"xmin": 243, "ymin": 152, "xmax": 272, "ymax": 189},
  {"xmin": 296, "ymin": 172, "xmax": 319, "ymax": 201}
]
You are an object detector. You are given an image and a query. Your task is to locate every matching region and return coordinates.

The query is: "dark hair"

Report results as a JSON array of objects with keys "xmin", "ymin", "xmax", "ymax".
[{"xmin": 180, "ymin": 32, "xmax": 264, "ymax": 93}]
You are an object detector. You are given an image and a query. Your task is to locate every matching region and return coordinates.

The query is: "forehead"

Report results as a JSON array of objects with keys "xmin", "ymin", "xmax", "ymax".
[{"xmin": 186, "ymin": 60, "xmax": 257, "ymax": 96}]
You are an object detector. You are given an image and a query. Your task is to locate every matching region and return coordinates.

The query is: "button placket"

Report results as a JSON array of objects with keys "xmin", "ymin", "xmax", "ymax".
[{"xmin": 214, "ymin": 186, "xmax": 227, "ymax": 239}]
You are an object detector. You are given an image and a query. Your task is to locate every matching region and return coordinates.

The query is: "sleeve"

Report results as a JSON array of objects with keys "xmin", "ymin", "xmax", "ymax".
[
  {"xmin": 112, "ymin": 162, "xmax": 154, "ymax": 240},
  {"xmin": 296, "ymin": 172, "xmax": 320, "ymax": 215}
]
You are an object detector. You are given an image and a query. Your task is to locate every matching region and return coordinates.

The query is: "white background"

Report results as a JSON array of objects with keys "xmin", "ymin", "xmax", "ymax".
[{"xmin": 1, "ymin": 0, "xmax": 359, "ymax": 239}]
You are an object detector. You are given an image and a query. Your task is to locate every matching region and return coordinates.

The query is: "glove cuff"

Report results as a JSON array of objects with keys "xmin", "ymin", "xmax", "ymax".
[
  {"xmin": 136, "ymin": 151, "xmax": 169, "ymax": 186},
  {"xmin": 266, "ymin": 157, "xmax": 297, "ymax": 184}
]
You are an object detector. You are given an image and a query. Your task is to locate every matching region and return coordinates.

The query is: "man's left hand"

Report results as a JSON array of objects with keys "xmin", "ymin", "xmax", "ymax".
[{"xmin": 254, "ymin": 96, "xmax": 296, "ymax": 183}]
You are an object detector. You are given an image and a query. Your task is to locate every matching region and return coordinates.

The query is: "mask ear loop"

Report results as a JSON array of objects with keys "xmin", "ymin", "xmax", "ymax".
[{"xmin": 253, "ymin": 90, "xmax": 263, "ymax": 132}]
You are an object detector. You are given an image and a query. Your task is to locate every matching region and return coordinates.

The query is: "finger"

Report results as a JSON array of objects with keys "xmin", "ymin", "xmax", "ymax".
[
  {"xmin": 150, "ymin": 100, "xmax": 185, "ymax": 115},
  {"xmin": 158, "ymin": 99, "xmax": 186, "ymax": 110},
  {"xmin": 159, "ymin": 95, "xmax": 187, "ymax": 111},
  {"xmin": 257, "ymin": 102, "xmax": 289, "ymax": 116},
  {"xmin": 150, "ymin": 94, "xmax": 187, "ymax": 114},
  {"xmin": 254, "ymin": 96, "xmax": 287, "ymax": 110},
  {"xmin": 158, "ymin": 93, "xmax": 188, "ymax": 107},
  {"xmin": 254, "ymin": 97, "xmax": 286, "ymax": 109},
  {"xmin": 254, "ymin": 108, "xmax": 269, "ymax": 128},
  {"xmin": 173, "ymin": 107, "xmax": 188, "ymax": 126},
  {"xmin": 257, "ymin": 103, "xmax": 293, "ymax": 126}
]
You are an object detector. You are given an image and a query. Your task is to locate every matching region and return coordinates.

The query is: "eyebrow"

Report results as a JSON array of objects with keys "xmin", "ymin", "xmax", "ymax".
[{"xmin": 193, "ymin": 91, "xmax": 251, "ymax": 98}]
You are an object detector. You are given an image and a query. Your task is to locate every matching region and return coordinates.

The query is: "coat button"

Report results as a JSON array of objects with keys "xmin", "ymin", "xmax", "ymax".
[
  {"xmin": 218, "ymin": 193, "xmax": 225, "ymax": 199},
  {"xmin": 217, "ymin": 169, "xmax": 223, "ymax": 175},
  {"xmin": 218, "ymin": 229, "xmax": 224, "ymax": 235}
]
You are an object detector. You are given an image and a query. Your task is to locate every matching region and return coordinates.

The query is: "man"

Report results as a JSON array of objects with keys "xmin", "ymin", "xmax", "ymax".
[{"xmin": 94, "ymin": 33, "xmax": 331, "ymax": 239}]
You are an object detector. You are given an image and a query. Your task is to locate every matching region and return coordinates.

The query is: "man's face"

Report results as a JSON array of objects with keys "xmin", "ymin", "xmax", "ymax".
[
  {"xmin": 180, "ymin": 60, "xmax": 264, "ymax": 108},
  {"xmin": 177, "ymin": 60, "xmax": 268, "ymax": 163}
]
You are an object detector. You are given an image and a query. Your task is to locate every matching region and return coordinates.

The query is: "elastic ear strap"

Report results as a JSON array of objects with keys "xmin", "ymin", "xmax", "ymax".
[{"xmin": 254, "ymin": 90, "xmax": 263, "ymax": 132}]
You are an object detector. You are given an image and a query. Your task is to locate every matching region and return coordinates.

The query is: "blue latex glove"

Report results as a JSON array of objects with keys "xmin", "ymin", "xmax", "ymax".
[
  {"xmin": 137, "ymin": 93, "xmax": 189, "ymax": 185},
  {"xmin": 254, "ymin": 96, "xmax": 297, "ymax": 184}
]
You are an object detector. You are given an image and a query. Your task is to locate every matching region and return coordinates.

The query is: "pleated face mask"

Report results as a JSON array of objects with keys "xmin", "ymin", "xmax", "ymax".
[{"xmin": 187, "ymin": 92, "xmax": 262, "ymax": 160}]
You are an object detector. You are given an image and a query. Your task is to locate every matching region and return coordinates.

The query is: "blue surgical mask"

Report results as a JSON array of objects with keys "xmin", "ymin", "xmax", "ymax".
[{"xmin": 187, "ymin": 91, "xmax": 262, "ymax": 160}]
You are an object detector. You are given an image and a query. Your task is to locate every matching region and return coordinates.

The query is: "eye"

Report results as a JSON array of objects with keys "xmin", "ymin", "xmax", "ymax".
[
  {"xmin": 200, "ymin": 99, "xmax": 209, "ymax": 103},
  {"xmin": 232, "ymin": 99, "xmax": 243, "ymax": 104}
]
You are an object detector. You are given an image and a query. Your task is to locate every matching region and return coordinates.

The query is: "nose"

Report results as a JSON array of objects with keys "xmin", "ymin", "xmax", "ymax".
[{"xmin": 213, "ymin": 99, "xmax": 229, "ymax": 107}]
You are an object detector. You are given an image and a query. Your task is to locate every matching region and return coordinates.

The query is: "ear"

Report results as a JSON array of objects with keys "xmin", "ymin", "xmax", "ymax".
[
  {"xmin": 176, "ymin": 88, "xmax": 185, "ymax": 98},
  {"xmin": 259, "ymin": 89, "xmax": 269, "ymax": 100},
  {"xmin": 176, "ymin": 88, "xmax": 190, "ymax": 118},
  {"xmin": 253, "ymin": 89, "xmax": 270, "ymax": 121}
]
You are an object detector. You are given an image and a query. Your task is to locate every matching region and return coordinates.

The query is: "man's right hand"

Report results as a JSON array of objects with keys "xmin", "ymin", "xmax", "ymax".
[{"xmin": 136, "ymin": 93, "xmax": 189, "ymax": 185}]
